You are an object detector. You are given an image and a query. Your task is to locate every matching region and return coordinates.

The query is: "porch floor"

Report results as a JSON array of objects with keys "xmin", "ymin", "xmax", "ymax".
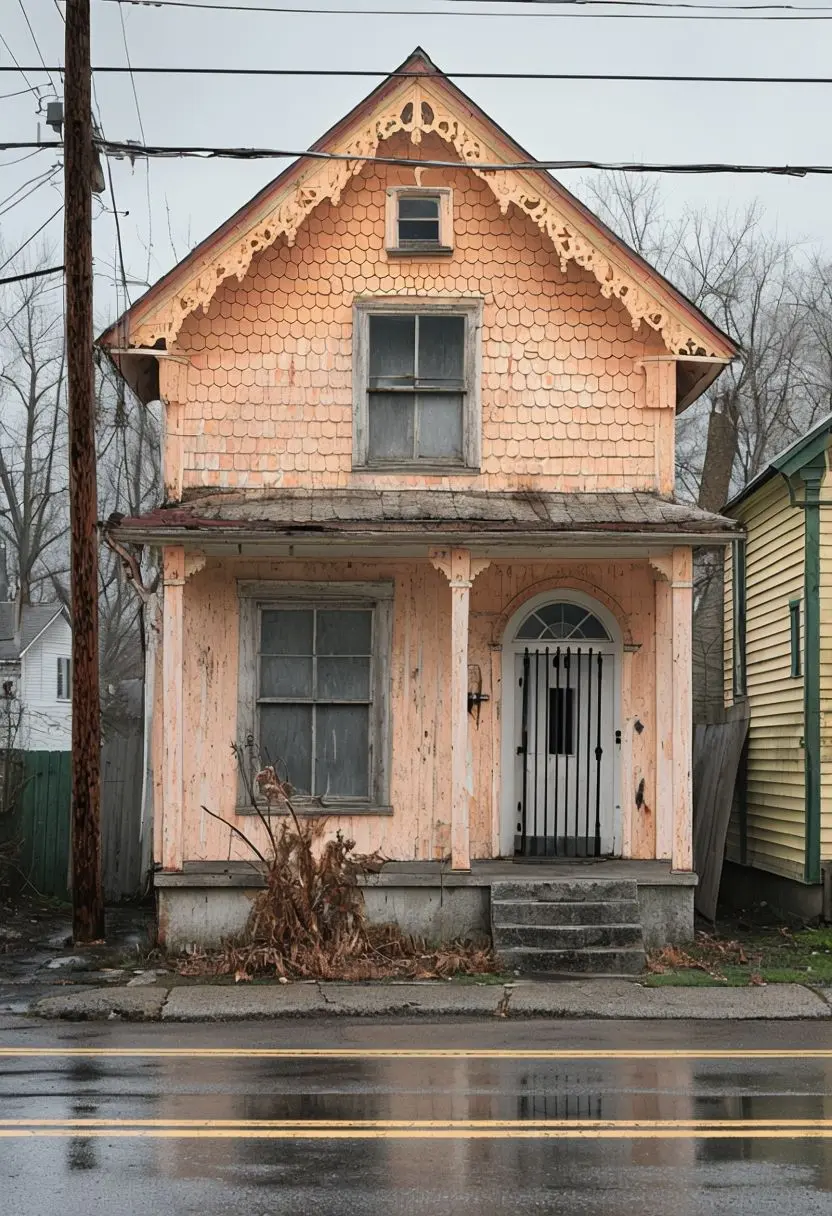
[{"xmin": 163, "ymin": 858, "xmax": 696, "ymax": 889}]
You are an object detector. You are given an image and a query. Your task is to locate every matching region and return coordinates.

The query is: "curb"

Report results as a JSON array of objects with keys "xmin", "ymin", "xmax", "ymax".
[{"xmin": 29, "ymin": 979, "xmax": 832, "ymax": 1023}]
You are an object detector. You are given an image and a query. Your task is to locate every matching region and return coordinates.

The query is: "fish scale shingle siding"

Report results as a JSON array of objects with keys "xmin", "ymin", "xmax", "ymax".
[{"xmin": 171, "ymin": 131, "xmax": 669, "ymax": 495}]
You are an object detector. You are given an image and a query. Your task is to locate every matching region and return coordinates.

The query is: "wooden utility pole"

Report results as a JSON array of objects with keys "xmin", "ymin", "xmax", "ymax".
[{"xmin": 65, "ymin": 0, "xmax": 104, "ymax": 942}]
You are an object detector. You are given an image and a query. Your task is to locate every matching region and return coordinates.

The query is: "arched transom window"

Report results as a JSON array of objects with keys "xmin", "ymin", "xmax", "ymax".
[{"xmin": 515, "ymin": 601, "xmax": 611, "ymax": 642}]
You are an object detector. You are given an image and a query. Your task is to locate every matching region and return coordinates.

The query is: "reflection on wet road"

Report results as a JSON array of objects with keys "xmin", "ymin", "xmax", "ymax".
[{"xmin": 1, "ymin": 1020, "xmax": 831, "ymax": 1214}]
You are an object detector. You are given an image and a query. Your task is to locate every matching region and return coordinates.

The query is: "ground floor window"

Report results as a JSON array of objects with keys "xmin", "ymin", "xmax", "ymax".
[{"xmin": 237, "ymin": 581, "xmax": 393, "ymax": 808}]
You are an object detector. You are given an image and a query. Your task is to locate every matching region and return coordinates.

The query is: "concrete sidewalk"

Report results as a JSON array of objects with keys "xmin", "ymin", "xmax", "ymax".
[{"xmin": 32, "ymin": 978, "xmax": 832, "ymax": 1022}]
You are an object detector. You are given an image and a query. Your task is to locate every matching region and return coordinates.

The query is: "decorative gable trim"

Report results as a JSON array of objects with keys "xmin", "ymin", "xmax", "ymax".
[{"xmin": 119, "ymin": 69, "xmax": 735, "ymax": 364}]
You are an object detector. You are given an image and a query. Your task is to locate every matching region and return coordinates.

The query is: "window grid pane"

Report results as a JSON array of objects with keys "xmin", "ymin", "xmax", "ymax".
[
  {"xmin": 367, "ymin": 311, "xmax": 467, "ymax": 465},
  {"xmin": 257, "ymin": 606, "xmax": 374, "ymax": 798}
]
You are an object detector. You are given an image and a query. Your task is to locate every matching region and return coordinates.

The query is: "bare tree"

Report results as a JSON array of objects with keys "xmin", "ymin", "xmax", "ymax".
[
  {"xmin": 95, "ymin": 355, "xmax": 160, "ymax": 727},
  {"xmin": 579, "ymin": 176, "xmax": 822, "ymax": 506},
  {"xmin": 0, "ymin": 268, "xmax": 68, "ymax": 604}
]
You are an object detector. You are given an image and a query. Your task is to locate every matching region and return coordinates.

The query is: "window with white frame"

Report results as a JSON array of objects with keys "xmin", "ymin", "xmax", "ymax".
[
  {"xmin": 56, "ymin": 656, "xmax": 71, "ymax": 701},
  {"xmin": 385, "ymin": 187, "xmax": 453, "ymax": 254},
  {"xmin": 237, "ymin": 583, "xmax": 393, "ymax": 807},
  {"xmin": 352, "ymin": 299, "xmax": 481, "ymax": 471}
]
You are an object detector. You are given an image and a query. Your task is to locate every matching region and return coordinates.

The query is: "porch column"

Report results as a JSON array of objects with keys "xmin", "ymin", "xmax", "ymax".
[
  {"xmin": 671, "ymin": 546, "xmax": 694, "ymax": 871},
  {"xmin": 430, "ymin": 547, "xmax": 490, "ymax": 871},
  {"xmin": 162, "ymin": 545, "xmax": 185, "ymax": 871},
  {"xmin": 651, "ymin": 557, "xmax": 674, "ymax": 861}
]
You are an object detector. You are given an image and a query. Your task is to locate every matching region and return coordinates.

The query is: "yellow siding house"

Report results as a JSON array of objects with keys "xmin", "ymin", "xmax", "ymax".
[{"xmin": 724, "ymin": 415, "xmax": 832, "ymax": 917}]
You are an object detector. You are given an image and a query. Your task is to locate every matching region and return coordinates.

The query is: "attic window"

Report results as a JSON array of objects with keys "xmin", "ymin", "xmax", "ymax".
[{"xmin": 385, "ymin": 187, "xmax": 453, "ymax": 256}]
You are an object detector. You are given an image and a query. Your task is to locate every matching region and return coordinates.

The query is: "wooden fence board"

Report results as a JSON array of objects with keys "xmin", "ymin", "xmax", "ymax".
[{"xmin": 693, "ymin": 707, "xmax": 750, "ymax": 920}]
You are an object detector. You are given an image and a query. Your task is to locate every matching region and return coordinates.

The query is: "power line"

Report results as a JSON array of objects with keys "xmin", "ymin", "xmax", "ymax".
[
  {"xmin": 0, "ymin": 166, "xmax": 60, "ymax": 217},
  {"xmin": 95, "ymin": 0, "xmax": 832, "ymax": 17},
  {"xmin": 0, "ymin": 206, "xmax": 64, "ymax": 274},
  {"xmin": 435, "ymin": 0, "xmax": 832, "ymax": 7},
  {"xmin": 0, "ymin": 86, "xmax": 42, "ymax": 100},
  {"xmin": 0, "ymin": 33, "xmax": 40, "ymax": 96},
  {"xmin": 0, "ymin": 147, "xmax": 52, "ymax": 166},
  {"xmin": 15, "ymin": 0, "xmax": 58, "ymax": 94},
  {"xmin": 0, "ymin": 265, "xmax": 64, "ymax": 286},
  {"xmin": 74, "ymin": 140, "xmax": 832, "ymax": 176},
  {"xmin": 14, "ymin": 65, "xmax": 832, "ymax": 82},
  {"xmin": 117, "ymin": 0, "xmax": 153, "ymax": 286},
  {"xmin": 12, "ymin": 139, "xmax": 832, "ymax": 177}
]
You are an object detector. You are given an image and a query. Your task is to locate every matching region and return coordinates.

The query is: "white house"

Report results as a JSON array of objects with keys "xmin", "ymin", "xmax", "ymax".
[{"xmin": 0, "ymin": 602, "xmax": 73, "ymax": 752}]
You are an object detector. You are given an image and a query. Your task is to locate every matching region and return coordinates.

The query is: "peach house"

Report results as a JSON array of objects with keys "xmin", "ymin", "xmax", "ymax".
[{"xmin": 102, "ymin": 50, "xmax": 739, "ymax": 968}]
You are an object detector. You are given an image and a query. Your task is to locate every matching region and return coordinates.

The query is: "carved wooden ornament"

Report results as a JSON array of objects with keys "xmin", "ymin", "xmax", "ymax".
[{"xmin": 126, "ymin": 78, "xmax": 728, "ymax": 361}]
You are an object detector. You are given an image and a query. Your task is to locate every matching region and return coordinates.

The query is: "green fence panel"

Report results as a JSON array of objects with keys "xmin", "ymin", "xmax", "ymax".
[{"xmin": 17, "ymin": 751, "xmax": 71, "ymax": 901}]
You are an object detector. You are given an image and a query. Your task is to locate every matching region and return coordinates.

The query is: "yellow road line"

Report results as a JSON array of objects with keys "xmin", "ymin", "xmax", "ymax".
[
  {"xmin": 3, "ymin": 1048, "xmax": 832, "ymax": 1061},
  {"xmin": 3, "ymin": 1124, "xmax": 832, "ymax": 1141},
  {"xmin": 3, "ymin": 1118, "xmax": 832, "ymax": 1130}
]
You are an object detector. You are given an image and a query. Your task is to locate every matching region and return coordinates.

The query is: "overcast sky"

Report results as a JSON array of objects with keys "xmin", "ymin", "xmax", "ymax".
[{"xmin": 3, "ymin": 0, "xmax": 832, "ymax": 331}]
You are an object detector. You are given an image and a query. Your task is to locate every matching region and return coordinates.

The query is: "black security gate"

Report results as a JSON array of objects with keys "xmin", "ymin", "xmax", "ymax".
[{"xmin": 516, "ymin": 646, "xmax": 613, "ymax": 858}]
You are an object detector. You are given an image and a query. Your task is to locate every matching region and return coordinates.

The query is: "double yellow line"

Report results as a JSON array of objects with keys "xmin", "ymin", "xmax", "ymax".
[
  {"xmin": 2, "ymin": 1118, "xmax": 832, "ymax": 1140},
  {"xmin": 3, "ymin": 1048, "xmax": 832, "ymax": 1060}
]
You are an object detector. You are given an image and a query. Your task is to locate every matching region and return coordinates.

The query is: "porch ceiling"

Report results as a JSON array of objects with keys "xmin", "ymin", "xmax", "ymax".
[{"xmin": 110, "ymin": 489, "xmax": 740, "ymax": 554}]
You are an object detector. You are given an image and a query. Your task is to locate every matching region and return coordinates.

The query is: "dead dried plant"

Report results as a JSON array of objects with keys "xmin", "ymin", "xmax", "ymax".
[{"xmin": 180, "ymin": 745, "xmax": 496, "ymax": 982}]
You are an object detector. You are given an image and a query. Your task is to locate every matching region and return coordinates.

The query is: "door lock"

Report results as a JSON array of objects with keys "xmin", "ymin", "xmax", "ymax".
[{"xmin": 615, "ymin": 729, "xmax": 622, "ymax": 745}]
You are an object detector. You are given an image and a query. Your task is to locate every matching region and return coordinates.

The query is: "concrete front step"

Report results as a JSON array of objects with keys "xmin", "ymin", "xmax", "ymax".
[
  {"xmin": 494, "ymin": 923, "xmax": 643, "ymax": 951},
  {"xmin": 492, "ymin": 899, "xmax": 642, "ymax": 928},
  {"xmin": 491, "ymin": 879, "xmax": 639, "ymax": 904},
  {"xmin": 498, "ymin": 946, "xmax": 646, "ymax": 976}
]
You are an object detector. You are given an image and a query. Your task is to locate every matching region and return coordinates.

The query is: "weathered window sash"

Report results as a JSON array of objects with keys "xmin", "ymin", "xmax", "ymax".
[
  {"xmin": 236, "ymin": 581, "xmax": 394, "ymax": 814},
  {"xmin": 384, "ymin": 186, "xmax": 453, "ymax": 255},
  {"xmin": 352, "ymin": 296, "xmax": 482, "ymax": 474}
]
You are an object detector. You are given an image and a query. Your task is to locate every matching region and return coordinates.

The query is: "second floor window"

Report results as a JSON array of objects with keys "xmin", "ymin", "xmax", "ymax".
[
  {"xmin": 57, "ymin": 656, "xmax": 71, "ymax": 701},
  {"xmin": 353, "ymin": 300, "xmax": 482, "ymax": 472}
]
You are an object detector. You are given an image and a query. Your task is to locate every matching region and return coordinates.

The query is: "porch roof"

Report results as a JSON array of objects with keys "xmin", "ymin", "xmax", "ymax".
[{"xmin": 110, "ymin": 489, "xmax": 739, "ymax": 550}]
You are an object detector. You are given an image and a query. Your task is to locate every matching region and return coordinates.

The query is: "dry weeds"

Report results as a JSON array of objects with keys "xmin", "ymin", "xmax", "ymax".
[{"xmin": 177, "ymin": 760, "xmax": 496, "ymax": 982}]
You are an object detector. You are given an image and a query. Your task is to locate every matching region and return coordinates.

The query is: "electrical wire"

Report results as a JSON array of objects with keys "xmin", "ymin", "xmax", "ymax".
[
  {"xmin": 117, "ymin": 0, "xmax": 153, "ymax": 286},
  {"xmin": 0, "ymin": 166, "xmax": 60, "ymax": 217},
  {"xmin": 0, "ymin": 33, "xmax": 40, "ymax": 96},
  {"xmin": 0, "ymin": 147, "xmax": 52, "ymax": 166},
  {"xmin": 10, "ymin": 139, "xmax": 832, "ymax": 176},
  {"xmin": 91, "ymin": 142, "xmax": 832, "ymax": 176},
  {"xmin": 0, "ymin": 86, "xmax": 43, "ymax": 100},
  {"xmin": 0, "ymin": 206, "xmax": 64, "ymax": 274},
  {"xmin": 15, "ymin": 0, "xmax": 58, "ymax": 94},
  {"xmin": 94, "ymin": 0, "xmax": 832, "ymax": 17},
  {"xmin": 16, "ymin": 65, "xmax": 832, "ymax": 82},
  {"xmin": 0, "ymin": 265, "xmax": 64, "ymax": 286}
]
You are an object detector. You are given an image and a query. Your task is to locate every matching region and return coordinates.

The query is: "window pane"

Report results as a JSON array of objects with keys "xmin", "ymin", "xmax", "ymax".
[
  {"xmin": 369, "ymin": 314, "xmax": 415, "ymax": 382},
  {"xmin": 259, "ymin": 704, "xmax": 312, "ymax": 794},
  {"xmin": 260, "ymin": 609, "xmax": 313, "ymax": 655},
  {"xmin": 260, "ymin": 656, "xmax": 313, "ymax": 698},
  {"xmin": 368, "ymin": 392, "xmax": 415, "ymax": 461},
  {"xmin": 317, "ymin": 609, "xmax": 372, "ymax": 655},
  {"xmin": 315, "ymin": 705, "xmax": 370, "ymax": 798},
  {"xmin": 516, "ymin": 613, "xmax": 545, "ymax": 640},
  {"xmin": 417, "ymin": 393, "xmax": 463, "ymax": 461},
  {"xmin": 398, "ymin": 196, "xmax": 439, "ymax": 219},
  {"xmin": 549, "ymin": 688, "xmax": 575, "ymax": 756},
  {"xmin": 399, "ymin": 219, "xmax": 440, "ymax": 243},
  {"xmin": 418, "ymin": 315, "xmax": 465, "ymax": 385},
  {"xmin": 317, "ymin": 657, "xmax": 371, "ymax": 701}
]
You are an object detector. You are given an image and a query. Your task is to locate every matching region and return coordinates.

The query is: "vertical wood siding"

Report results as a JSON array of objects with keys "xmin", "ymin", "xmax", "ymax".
[
  {"xmin": 176, "ymin": 556, "xmax": 658, "ymax": 865},
  {"xmin": 725, "ymin": 477, "xmax": 806, "ymax": 879}
]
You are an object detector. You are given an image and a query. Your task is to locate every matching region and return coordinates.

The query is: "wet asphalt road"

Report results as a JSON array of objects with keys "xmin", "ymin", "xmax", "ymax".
[{"xmin": 1, "ymin": 1016, "xmax": 832, "ymax": 1216}]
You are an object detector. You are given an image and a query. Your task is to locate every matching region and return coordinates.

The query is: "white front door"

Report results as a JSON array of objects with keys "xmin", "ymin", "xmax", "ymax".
[{"xmin": 513, "ymin": 643, "xmax": 618, "ymax": 857}]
